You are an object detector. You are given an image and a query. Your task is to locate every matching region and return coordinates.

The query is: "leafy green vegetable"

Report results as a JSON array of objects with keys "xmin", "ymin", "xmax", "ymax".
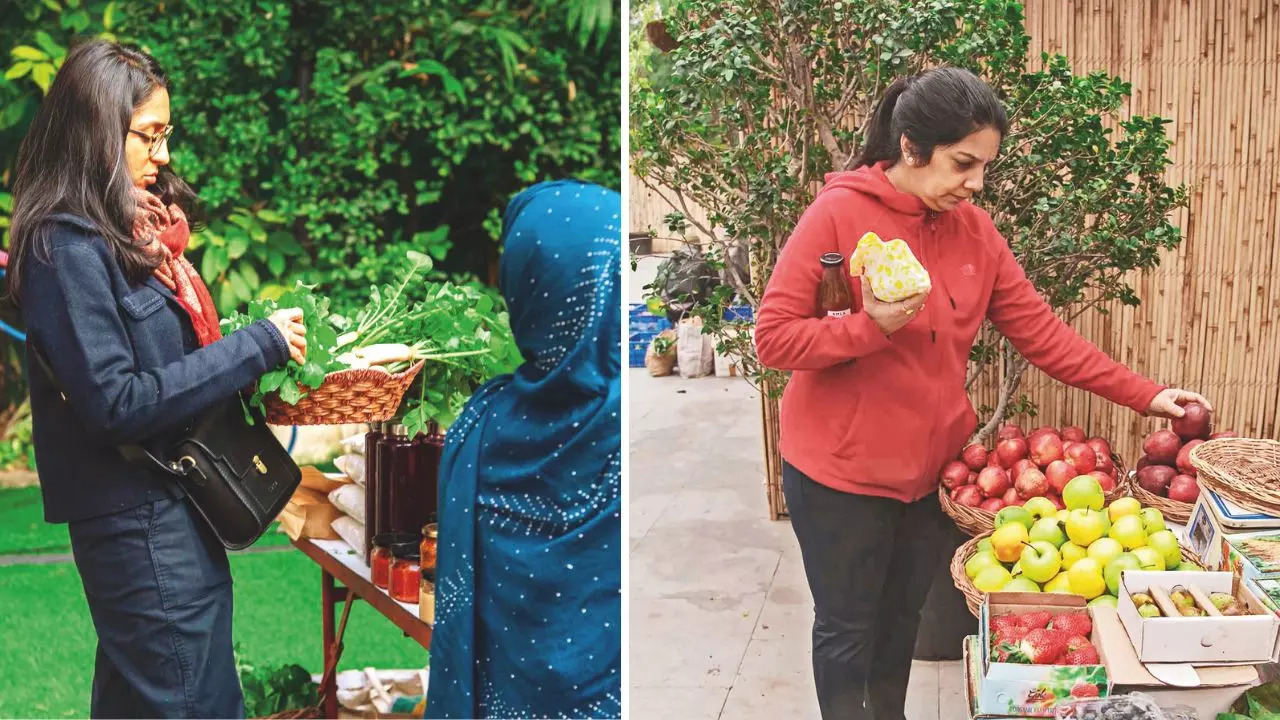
[
  {"xmin": 235, "ymin": 644, "xmax": 318, "ymax": 718},
  {"xmin": 222, "ymin": 251, "xmax": 519, "ymax": 429}
]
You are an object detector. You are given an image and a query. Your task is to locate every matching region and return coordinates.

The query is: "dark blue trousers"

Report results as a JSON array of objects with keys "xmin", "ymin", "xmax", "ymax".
[{"xmin": 68, "ymin": 496, "xmax": 244, "ymax": 719}]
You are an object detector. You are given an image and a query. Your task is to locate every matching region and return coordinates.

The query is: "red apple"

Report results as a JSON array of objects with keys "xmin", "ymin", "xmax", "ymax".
[
  {"xmin": 1029, "ymin": 433, "xmax": 1064, "ymax": 467},
  {"xmin": 1015, "ymin": 468, "xmax": 1050, "ymax": 499},
  {"xmin": 961, "ymin": 444, "xmax": 989, "ymax": 472},
  {"xmin": 1089, "ymin": 470, "xmax": 1117, "ymax": 493},
  {"xmin": 1047, "ymin": 493, "xmax": 1066, "ymax": 510},
  {"xmin": 987, "ymin": 452, "xmax": 1003, "ymax": 468},
  {"xmin": 1063, "ymin": 442, "xmax": 1098, "ymax": 474},
  {"xmin": 953, "ymin": 486, "xmax": 984, "ymax": 507},
  {"xmin": 1136, "ymin": 455, "xmax": 1152, "ymax": 471},
  {"xmin": 968, "ymin": 471, "xmax": 978, "ymax": 485},
  {"xmin": 1045, "ymin": 460, "xmax": 1076, "ymax": 495},
  {"xmin": 1171, "ymin": 402, "xmax": 1213, "ymax": 441},
  {"xmin": 1012, "ymin": 459, "xmax": 1037, "ymax": 480},
  {"xmin": 997, "ymin": 438, "xmax": 1029, "ymax": 468},
  {"xmin": 1210, "ymin": 431, "xmax": 1239, "ymax": 440},
  {"xmin": 1176, "ymin": 439, "xmax": 1205, "ymax": 476},
  {"xmin": 977, "ymin": 467, "xmax": 1011, "ymax": 498},
  {"xmin": 1143, "ymin": 429, "xmax": 1183, "ymax": 466},
  {"xmin": 1062, "ymin": 426, "xmax": 1086, "ymax": 443},
  {"xmin": 1028, "ymin": 426, "xmax": 1059, "ymax": 443},
  {"xmin": 998, "ymin": 424, "xmax": 1025, "ymax": 442},
  {"xmin": 1168, "ymin": 474, "xmax": 1201, "ymax": 504},
  {"xmin": 941, "ymin": 461, "xmax": 971, "ymax": 491},
  {"xmin": 1085, "ymin": 437, "xmax": 1112, "ymax": 459},
  {"xmin": 1094, "ymin": 452, "xmax": 1115, "ymax": 476},
  {"xmin": 1137, "ymin": 465, "xmax": 1178, "ymax": 497},
  {"xmin": 980, "ymin": 498, "xmax": 1006, "ymax": 513},
  {"xmin": 1002, "ymin": 487, "xmax": 1020, "ymax": 505}
]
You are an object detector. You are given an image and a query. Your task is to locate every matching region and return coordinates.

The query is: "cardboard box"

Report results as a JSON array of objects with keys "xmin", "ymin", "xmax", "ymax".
[
  {"xmin": 1187, "ymin": 490, "xmax": 1280, "ymax": 570},
  {"xmin": 1091, "ymin": 605, "xmax": 1261, "ymax": 718},
  {"xmin": 977, "ymin": 593, "xmax": 1110, "ymax": 717},
  {"xmin": 1245, "ymin": 576, "xmax": 1280, "ymax": 617},
  {"xmin": 1225, "ymin": 531, "xmax": 1280, "ymax": 586},
  {"xmin": 1117, "ymin": 570, "xmax": 1280, "ymax": 664}
]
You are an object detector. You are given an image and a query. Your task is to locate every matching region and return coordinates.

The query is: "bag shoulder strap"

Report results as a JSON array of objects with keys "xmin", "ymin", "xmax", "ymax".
[{"xmin": 27, "ymin": 340, "xmax": 183, "ymax": 478}]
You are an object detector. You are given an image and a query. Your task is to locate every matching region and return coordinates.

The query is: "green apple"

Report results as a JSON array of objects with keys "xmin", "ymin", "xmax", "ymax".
[
  {"xmin": 1089, "ymin": 594, "xmax": 1120, "ymax": 608},
  {"xmin": 1088, "ymin": 537, "xmax": 1125, "ymax": 568},
  {"xmin": 1110, "ymin": 515, "xmax": 1148, "ymax": 550},
  {"xmin": 1056, "ymin": 509, "xmax": 1071, "ymax": 524},
  {"xmin": 974, "ymin": 565, "xmax": 1014, "ymax": 592},
  {"xmin": 1133, "ymin": 546, "xmax": 1167, "ymax": 571},
  {"xmin": 1045, "ymin": 572, "xmax": 1074, "ymax": 594},
  {"xmin": 1068, "ymin": 557, "xmax": 1107, "ymax": 599},
  {"xmin": 1066, "ymin": 509, "xmax": 1107, "ymax": 547},
  {"xmin": 977, "ymin": 538, "xmax": 994, "ymax": 554},
  {"xmin": 1108, "ymin": 497, "xmax": 1142, "ymax": 523},
  {"xmin": 1023, "ymin": 497, "xmax": 1058, "ymax": 521},
  {"xmin": 1029, "ymin": 518, "xmax": 1068, "ymax": 548},
  {"xmin": 995, "ymin": 506, "xmax": 1035, "ymax": 531},
  {"xmin": 1147, "ymin": 530, "xmax": 1182, "ymax": 570},
  {"xmin": 966, "ymin": 550, "xmax": 1002, "ymax": 580},
  {"xmin": 1020, "ymin": 541, "xmax": 1063, "ymax": 584},
  {"xmin": 1104, "ymin": 552, "xmax": 1143, "ymax": 595},
  {"xmin": 1140, "ymin": 508, "xmax": 1166, "ymax": 535},
  {"xmin": 1061, "ymin": 541, "xmax": 1089, "ymax": 570},
  {"xmin": 1176, "ymin": 561, "xmax": 1202, "ymax": 572},
  {"xmin": 1005, "ymin": 577, "xmax": 1042, "ymax": 593},
  {"xmin": 1064, "ymin": 475, "xmax": 1105, "ymax": 511},
  {"xmin": 1011, "ymin": 560, "xmax": 1024, "ymax": 577}
]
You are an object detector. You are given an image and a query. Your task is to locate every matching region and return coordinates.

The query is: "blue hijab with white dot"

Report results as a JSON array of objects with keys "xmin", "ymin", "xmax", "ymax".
[{"xmin": 426, "ymin": 180, "xmax": 621, "ymax": 719}]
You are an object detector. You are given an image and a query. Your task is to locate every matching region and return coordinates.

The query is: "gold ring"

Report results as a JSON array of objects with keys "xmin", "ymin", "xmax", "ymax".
[{"xmin": 904, "ymin": 307, "xmax": 916, "ymax": 316}]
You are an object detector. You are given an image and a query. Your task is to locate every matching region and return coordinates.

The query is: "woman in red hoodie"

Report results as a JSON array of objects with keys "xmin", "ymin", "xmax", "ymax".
[{"xmin": 754, "ymin": 67, "xmax": 1209, "ymax": 720}]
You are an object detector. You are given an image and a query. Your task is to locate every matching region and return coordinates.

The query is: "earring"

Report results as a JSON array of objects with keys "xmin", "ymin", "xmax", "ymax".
[{"xmin": 904, "ymin": 154, "xmax": 915, "ymax": 166}]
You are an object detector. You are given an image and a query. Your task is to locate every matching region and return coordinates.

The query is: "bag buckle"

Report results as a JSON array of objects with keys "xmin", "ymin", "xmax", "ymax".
[
  {"xmin": 252, "ymin": 455, "xmax": 268, "ymax": 475},
  {"xmin": 174, "ymin": 455, "xmax": 197, "ymax": 473}
]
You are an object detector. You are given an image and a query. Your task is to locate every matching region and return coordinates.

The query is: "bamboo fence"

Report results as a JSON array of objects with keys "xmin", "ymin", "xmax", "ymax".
[{"xmin": 629, "ymin": 0, "xmax": 1280, "ymax": 519}]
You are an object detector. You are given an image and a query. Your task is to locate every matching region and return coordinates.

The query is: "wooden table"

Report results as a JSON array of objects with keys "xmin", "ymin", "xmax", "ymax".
[{"xmin": 291, "ymin": 538, "xmax": 432, "ymax": 718}]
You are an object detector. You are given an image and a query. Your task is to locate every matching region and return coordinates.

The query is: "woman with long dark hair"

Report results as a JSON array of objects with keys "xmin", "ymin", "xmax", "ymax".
[
  {"xmin": 753, "ymin": 67, "xmax": 1209, "ymax": 720},
  {"xmin": 8, "ymin": 40, "xmax": 306, "ymax": 718}
]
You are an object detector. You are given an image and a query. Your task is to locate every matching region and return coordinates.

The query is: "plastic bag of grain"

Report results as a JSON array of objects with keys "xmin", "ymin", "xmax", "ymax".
[
  {"xmin": 328, "ymin": 483, "xmax": 366, "ymax": 525},
  {"xmin": 330, "ymin": 515, "xmax": 367, "ymax": 558}
]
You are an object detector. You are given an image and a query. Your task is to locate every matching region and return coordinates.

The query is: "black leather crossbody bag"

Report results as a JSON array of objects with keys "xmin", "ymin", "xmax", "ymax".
[{"xmin": 30, "ymin": 343, "xmax": 301, "ymax": 550}]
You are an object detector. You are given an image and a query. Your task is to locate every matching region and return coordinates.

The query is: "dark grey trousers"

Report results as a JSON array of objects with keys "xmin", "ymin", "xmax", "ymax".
[
  {"xmin": 69, "ymin": 496, "xmax": 244, "ymax": 719},
  {"xmin": 782, "ymin": 461, "xmax": 949, "ymax": 720}
]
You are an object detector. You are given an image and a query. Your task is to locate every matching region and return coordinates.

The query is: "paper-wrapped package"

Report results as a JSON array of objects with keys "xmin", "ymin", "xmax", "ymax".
[
  {"xmin": 847, "ymin": 231, "xmax": 932, "ymax": 302},
  {"xmin": 279, "ymin": 487, "xmax": 342, "ymax": 541}
]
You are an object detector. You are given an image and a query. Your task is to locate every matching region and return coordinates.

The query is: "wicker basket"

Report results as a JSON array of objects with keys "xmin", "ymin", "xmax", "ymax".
[
  {"xmin": 939, "ymin": 455, "xmax": 1129, "ymax": 537},
  {"xmin": 1191, "ymin": 438, "xmax": 1280, "ymax": 517},
  {"xmin": 950, "ymin": 530, "xmax": 1204, "ymax": 617},
  {"xmin": 1123, "ymin": 471, "xmax": 1194, "ymax": 524},
  {"xmin": 263, "ymin": 361, "xmax": 425, "ymax": 426}
]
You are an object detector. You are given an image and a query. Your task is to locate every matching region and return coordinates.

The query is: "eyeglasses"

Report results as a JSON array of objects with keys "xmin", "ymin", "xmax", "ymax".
[{"xmin": 127, "ymin": 124, "xmax": 174, "ymax": 159}]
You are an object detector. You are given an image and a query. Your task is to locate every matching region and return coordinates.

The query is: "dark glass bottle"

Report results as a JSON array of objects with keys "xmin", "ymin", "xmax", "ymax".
[
  {"xmin": 417, "ymin": 424, "xmax": 445, "ymax": 524},
  {"xmin": 818, "ymin": 252, "xmax": 853, "ymax": 317},
  {"xmin": 387, "ymin": 425, "xmax": 425, "ymax": 536},
  {"xmin": 374, "ymin": 424, "xmax": 403, "ymax": 540},
  {"xmin": 362, "ymin": 421, "xmax": 385, "ymax": 563}
]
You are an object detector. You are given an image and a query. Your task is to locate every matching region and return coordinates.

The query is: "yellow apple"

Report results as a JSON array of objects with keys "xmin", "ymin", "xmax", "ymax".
[
  {"xmin": 1107, "ymin": 497, "xmax": 1142, "ymax": 523},
  {"xmin": 1068, "ymin": 557, "xmax": 1107, "ymax": 599}
]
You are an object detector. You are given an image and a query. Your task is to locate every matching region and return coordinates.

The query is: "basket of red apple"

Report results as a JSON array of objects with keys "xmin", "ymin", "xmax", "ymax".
[
  {"xmin": 1126, "ymin": 401, "xmax": 1234, "ymax": 523},
  {"xmin": 938, "ymin": 424, "xmax": 1127, "ymax": 536}
]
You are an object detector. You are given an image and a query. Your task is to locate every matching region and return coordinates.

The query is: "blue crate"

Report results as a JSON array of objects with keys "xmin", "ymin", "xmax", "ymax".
[
  {"xmin": 628, "ymin": 304, "xmax": 672, "ymax": 336},
  {"xmin": 723, "ymin": 305, "xmax": 754, "ymax": 323},
  {"xmin": 628, "ymin": 332, "xmax": 653, "ymax": 367}
]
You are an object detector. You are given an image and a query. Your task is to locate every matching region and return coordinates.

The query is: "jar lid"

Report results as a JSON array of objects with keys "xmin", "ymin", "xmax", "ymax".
[
  {"xmin": 820, "ymin": 252, "xmax": 845, "ymax": 267},
  {"xmin": 373, "ymin": 532, "xmax": 418, "ymax": 548},
  {"xmin": 423, "ymin": 523, "xmax": 438, "ymax": 539},
  {"xmin": 391, "ymin": 541, "xmax": 420, "ymax": 560}
]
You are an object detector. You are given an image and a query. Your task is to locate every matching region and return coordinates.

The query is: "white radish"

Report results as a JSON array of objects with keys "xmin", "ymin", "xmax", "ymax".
[{"xmin": 354, "ymin": 343, "xmax": 414, "ymax": 365}]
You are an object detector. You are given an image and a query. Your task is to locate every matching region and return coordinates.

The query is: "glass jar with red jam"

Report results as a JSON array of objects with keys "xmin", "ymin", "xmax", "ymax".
[
  {"xmin": 818, "ymin": 252, "xmax": 853, "ymax": 317},
  {"xmin": 389, "ymin": 541, "xmax": 421, "ymax": 603},
  {"xmin": 371, "ymin": 532, "xmax": 416, "ymax": 590},
  {"xmin": 420, "ymin": 523, "xmax": 438, "ymax": 573}
]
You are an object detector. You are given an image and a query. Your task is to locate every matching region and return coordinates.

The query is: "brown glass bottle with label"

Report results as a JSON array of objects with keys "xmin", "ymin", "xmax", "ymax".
[{"xmin": 818, "ymin": 252, "xmax": 853, "ymax": 317}]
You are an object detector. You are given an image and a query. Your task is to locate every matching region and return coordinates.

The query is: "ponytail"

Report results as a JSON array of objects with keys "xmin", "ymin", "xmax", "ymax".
[
  {"xmin": 854, "ymin": 76, "xmax": 913, "ymax": 168},
  {"xmin": 852, "ymin": 68, "xmax": 1009, "ymax": 170}
]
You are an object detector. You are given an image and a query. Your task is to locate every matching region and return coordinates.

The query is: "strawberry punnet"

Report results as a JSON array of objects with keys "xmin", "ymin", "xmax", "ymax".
[{"xmin": 1050, "ymin": 612, "xmax": 1092, "ymax": 638}]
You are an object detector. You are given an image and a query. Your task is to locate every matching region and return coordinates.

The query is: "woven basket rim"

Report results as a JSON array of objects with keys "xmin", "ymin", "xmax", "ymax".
[
  {"xmin": 1190, "ymin": 438, "xmax": 1280, "ymax": 517},
  {"xmin": 263, "ymin": 359, "xmax": 426, "ymax": 426},
  {"xmin": 1122, "ymin": 471, "xmax": 1193, "ymax": 523}
]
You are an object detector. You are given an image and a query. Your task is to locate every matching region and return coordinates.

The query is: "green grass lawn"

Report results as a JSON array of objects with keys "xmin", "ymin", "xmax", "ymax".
[{"xmin": 0, "ymin": 489, "xmax": 427, "ymax": 718}]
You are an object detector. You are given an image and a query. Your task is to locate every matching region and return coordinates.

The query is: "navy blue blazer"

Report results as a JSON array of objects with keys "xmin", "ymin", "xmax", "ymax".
[{"xmin": 20, "ymin": 214, "xmax": 289, "ymax": 523}]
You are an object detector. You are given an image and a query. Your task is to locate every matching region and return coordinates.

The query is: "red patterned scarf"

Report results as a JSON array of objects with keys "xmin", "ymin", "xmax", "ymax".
[{"xmin": 132, "ymin": 189, "xmax": 222, "ymax": 347}]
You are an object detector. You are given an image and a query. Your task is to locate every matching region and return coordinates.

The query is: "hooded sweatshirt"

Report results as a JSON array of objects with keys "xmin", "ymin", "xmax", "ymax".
[{"xmin": 754, "ymin": 162, "xmax": 1164, "ymax": 503}]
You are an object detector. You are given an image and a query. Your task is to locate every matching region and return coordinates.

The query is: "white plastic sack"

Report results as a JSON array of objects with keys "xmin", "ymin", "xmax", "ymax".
[
  {"xmin": 328, "ymin": 484, "xmax": 366, "ymax": 525},
  {"xmin": 333, "ymin": 453, "xmax": 366, "ymax": 485},
  {"xmin": 339, "ymin": 432, "xmax": 367, "ymax": 455},
  {"xmin": 330, "ymin": 515, "xmax": 366, "ymax": 558},
  {"xmin": 677, "ymin": 317, "xmax": 715, "ymax": 378}
]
